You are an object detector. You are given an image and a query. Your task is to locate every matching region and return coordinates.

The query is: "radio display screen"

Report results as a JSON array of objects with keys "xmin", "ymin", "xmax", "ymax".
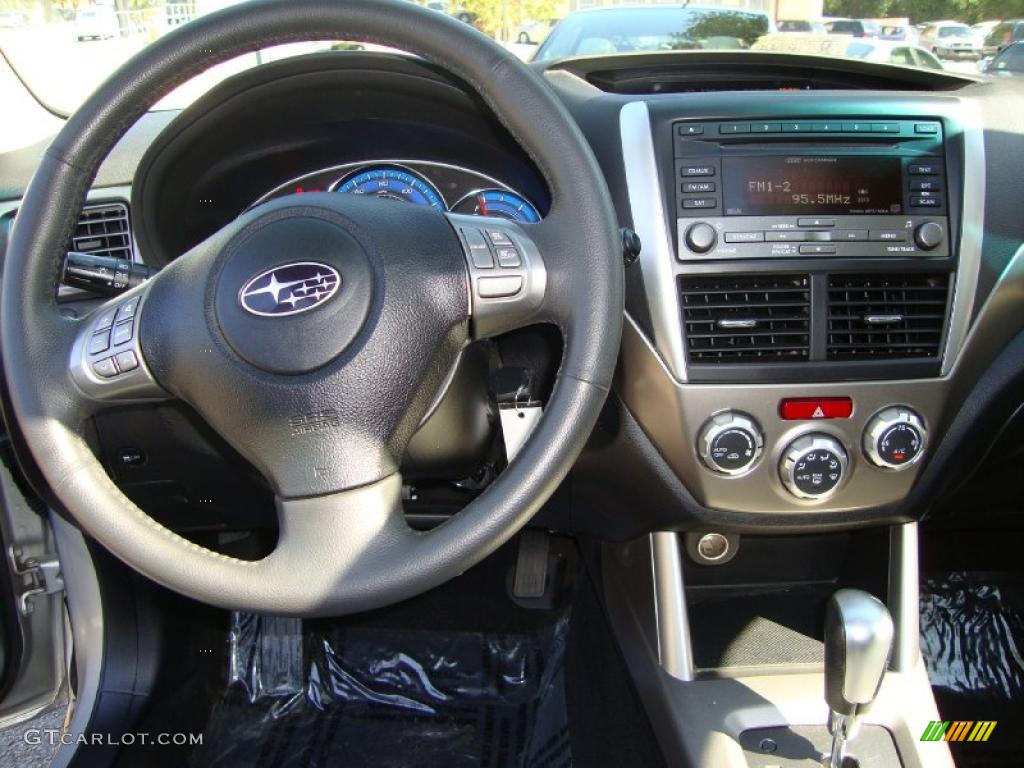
[{"xmin": 722, "ymin": 156, "xmax": 903, "ymax": 216}]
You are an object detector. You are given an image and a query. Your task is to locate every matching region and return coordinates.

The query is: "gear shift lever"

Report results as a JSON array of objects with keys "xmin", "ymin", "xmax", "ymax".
[{"xmin": 824, "ymin": 589, "xmax": 894, "ymax": 768}]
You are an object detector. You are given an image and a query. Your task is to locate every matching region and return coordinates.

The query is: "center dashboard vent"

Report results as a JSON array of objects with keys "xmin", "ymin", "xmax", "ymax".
[
  {"xmin": 826, "ymin": 273, "xmax": 950, "ymax": 361},
  {"xmin": 680, "ymin": 274, "xmax": 810, "ymax": 363},
  {"xmin": 70, "ymin": 202, "xmax": 133, "ymax": 262}
]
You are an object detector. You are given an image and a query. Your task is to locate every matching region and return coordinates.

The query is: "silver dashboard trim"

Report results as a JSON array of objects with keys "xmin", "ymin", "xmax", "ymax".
[
  {"xmin": 620, "ymin": 100, "xmax": 690, "ymax": 381},
  {"xmin": 650, "ymin": 531, "xmax": 695, "ymax": 681}
]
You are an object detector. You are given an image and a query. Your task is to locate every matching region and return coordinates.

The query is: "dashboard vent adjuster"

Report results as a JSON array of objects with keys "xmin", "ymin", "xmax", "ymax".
[
  {"xmin": 827, "ymin": 273, "xmax": 950, "ymax": 361},
  {"xmin": 70, "ymin": 202, "xmax": 132, "ymax": 261},
  {"xmin": 680, "ymin": 274, "xmax": 810, "ymax": 363}
]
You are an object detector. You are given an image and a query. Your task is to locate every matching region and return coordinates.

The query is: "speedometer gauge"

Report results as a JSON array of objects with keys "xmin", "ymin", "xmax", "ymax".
[
  {"xmin": 452, "ymin": 189, "xmax": 541, "ymax": 223},
  {"xmin": 335, "ymin": 166, "xmax": 445, "ymax": 209}
]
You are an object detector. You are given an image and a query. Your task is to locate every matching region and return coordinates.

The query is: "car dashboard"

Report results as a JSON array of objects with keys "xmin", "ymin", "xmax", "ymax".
[{"xmin": 2, "ymin": 48, "xmax": 1024, "ymax": 540}]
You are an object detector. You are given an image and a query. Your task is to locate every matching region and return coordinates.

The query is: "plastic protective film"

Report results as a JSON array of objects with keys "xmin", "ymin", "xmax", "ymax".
[
  {"xmin": 919, "ymin": 571, "xmax": 1024, "ymax": 701},
  {"xmin": 188, "ymin": 611, "xmax": 572, "ymax": 767}
]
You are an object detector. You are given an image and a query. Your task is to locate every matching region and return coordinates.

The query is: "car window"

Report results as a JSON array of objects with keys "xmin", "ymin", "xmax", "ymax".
[
  {"xmin": 889, "ymin": 47, "xmax": 914, "ymax": 66},
  {"xmin": 938, "ymin": 25, "xmax": 970, "ymax": 38},
  {"xmin": 993, "ymin": 45, "xmax": 1024, "ymax": 71},
  {"xmin": 914, "ymin": 48, "xmax": 944, "ymax": 70},
  {"xmin": 535, "ymin": 7, "xmax": 771, "ymax": 61}
]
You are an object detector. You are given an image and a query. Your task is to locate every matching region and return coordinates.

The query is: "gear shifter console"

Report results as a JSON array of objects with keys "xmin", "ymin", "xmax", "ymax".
[{"xmin": 824, "ymin": 590, "xmax": 894, "ymax": 768}]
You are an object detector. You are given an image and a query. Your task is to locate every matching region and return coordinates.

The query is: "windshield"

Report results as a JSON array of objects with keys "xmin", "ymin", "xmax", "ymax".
[
  {"xmin": 0, "ymin": 1, "xmax": 1009, "ymax": 131},
  {"xmin": 938, "ymin": 24, "xmax": 972, "ymax": 37}
]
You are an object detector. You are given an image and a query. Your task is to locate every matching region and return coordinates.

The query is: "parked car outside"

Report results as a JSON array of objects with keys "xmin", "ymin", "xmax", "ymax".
[
  {"xmin": 516, "ymin": 18, "xmax": 558, "ymax": 44},
  {"xmin": 824, "ymin": 19, "xmax": 879, "ymax": 38},
  {"xmin": 920, "ymin": 21, "xmax": 981, "ymax": 59},
  {"xmin": 778, "ymin": 19, "xmax": 826, "ymax": 34},
  {"xmin": 983, "ymin": 19, "xmax": 1024, "ymax": 58},
  {"xmin": 983, "ymin": 40, "xmax": 1024, "ymax": 76},
  {"xmin": 845, "ymin": 39, "xmax": 944, "ymax": 69},
  {"xmin": 878, "ymin": 24, "xmax": 917, "ymax": 43},
  {"xmin": 75, "ymin": 6, "xmax": 119, "ymax": 41}
]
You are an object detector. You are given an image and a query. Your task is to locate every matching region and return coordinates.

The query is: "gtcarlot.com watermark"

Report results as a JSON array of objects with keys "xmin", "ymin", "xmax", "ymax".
[{"xmin": 24, "ymin": 729, "xmax": 202, "ymax": 747}]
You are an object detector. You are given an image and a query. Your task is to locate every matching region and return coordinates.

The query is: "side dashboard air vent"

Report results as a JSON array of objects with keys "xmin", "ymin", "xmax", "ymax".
[
  {"xmin": 679, "ymin": 274, "xmax": 810, "ymax": 363},
  {"xmin": 71, "ymin": 202, "xmax": 133, "ymax": 261},
  {"xmin": 827, "ymin": 273, "xmax": 950, "ymax": 361}
]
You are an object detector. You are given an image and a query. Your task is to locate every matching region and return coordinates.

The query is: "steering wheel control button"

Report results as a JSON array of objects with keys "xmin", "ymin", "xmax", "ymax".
[
  {"xmin": 780, "ymin": 434, "xmax": 849, "ymax": 500},
  {"xmin": 684, "ymin": 222, "xmax": 717, "ymax": 253},
  {"xmin": 92, "ymin": 357, "xmax": 119, "ymax": 378},
  {"xmin": 88, "ymin": 331, "xmax": 111, "ymax": 355},
  {"xmin": 863, "ymin": 407, "xmax": 927, "ymax": 470},
  {"xmin": 495, "ymin": 247, "xmax": 521, "ymax": 268},
  {"xmin": 698, "ymin": 411, "xmax": 763, "ymax": 476},
  {"xmin": 114, "ymin": 350, "xmax": 139, "ymax": 372},
  {"xmin": 115, "ymin": 296, "xmax": 140, "ymax": 322},
  {"xmin": 477, "ymin": 275, "xmax": 523, "ymax": 298},
  {"xmin": 93, "ymin": 306, "xmax": 118, "ymax": 332},
  {"xmin": 462, "ymin": 228, "xmax": 494, "ymax": 268},
  {"xmin": 487, "ymin": 230, "xmax": 513, "ymax": 247},
  {"xmin": 780, "ymin": 397, "xmax": 853, "ymax": 420},
  {"xmin": 112, "ymin": 320, "xmax": 134, "ymax": 346}
]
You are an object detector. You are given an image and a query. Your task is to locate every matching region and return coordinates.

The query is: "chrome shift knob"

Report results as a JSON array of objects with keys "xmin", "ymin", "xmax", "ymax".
[{"xmin": 824, "ymin": 589, "xmax": 894, "ymax": 767}]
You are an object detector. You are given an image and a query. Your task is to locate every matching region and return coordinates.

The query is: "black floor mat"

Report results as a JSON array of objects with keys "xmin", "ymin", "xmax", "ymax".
[{"xmin": 920, "ymin": 570, "xmax": 1024, "ymax": 768}]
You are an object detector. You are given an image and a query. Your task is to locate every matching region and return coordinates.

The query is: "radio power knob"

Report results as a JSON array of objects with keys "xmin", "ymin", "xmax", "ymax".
[
  {"xmin": 684, "ymin": 222, "xmax": 717, "ymax": 254},
  {"xmin": 863, "ymin": 407, "xmax": 927, "ymax": 470},
  {"xmin": 913, "ymin": 221, "xmax": 944, "ymax": 250}
]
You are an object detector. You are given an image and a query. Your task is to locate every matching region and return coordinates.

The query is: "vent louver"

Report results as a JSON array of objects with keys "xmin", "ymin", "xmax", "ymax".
[
  {"xmin": 680, "ymin": 274, "xmax": 811, "ymax": 363},
  {"xmin": 70, "ymin": 202, "xmax": 132, "ymax": 261},
  {"xmin": 827, "ymin": 273, "xmax": 949, "ymax": 361}
]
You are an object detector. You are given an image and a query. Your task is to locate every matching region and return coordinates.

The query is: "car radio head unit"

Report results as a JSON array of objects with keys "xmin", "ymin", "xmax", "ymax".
[{"xmin": 673, "ymin": 119, "xmax": 950, "ymax": 260}]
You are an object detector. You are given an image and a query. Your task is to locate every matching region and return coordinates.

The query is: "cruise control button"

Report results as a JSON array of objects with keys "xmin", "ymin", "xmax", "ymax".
[
  {"xmin": 682, "ymin": 181, "xmax": 715, "ymax": 193},
  {"xmin": 724, "ymin": 232, "xmax": 764, "ymax": 243},
  {"xmin": 463, "ymin": 228, "xmax": 494, "ymax": 269},
  {"xmin": 88, "ymin": 331, "xmax": 111, "ymax": 355},
  {"xmin": 115, "ymin": 296, "xmax": 140, "ymax": 323},
  {"xmin": 870, "ymin": 230, "xmax": 907, "ymax": 242},
  {"xmin": 495, "ymin": 247, "xmax": 521, "ymax": 268},
  {"xmin": 681, "ymin": 198, "xmax": 717, "ymax": 209},
  {"xmin": 114, "ymin": 350, "xmax": 139, "ymax": 372},
  {"xmin": 93, "ymin": 306, "xmax": 117, "ymax": 332},
  {"xmin": 477, "ymin": 276, "xmax": 523, "ymax": 298},
  {"xmin": 112, "ymin": 320, "xmax": 134, "ymax": 346},
  {"xmin": 911, "ymin": 196, "xmax": 941, "ymax": 208},
  {"xmin": 680, "ymin": 165, "xmax": 715, "ymax": 177},
  {"xmin": 92, "ymin": 357, "xmax": 118, "ymax": 378}
]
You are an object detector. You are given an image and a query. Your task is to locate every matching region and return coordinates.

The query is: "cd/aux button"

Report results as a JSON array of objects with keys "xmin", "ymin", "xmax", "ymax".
[{"xmin": 724, "ymin": 232, "xmax": 764, "ymax": 243}]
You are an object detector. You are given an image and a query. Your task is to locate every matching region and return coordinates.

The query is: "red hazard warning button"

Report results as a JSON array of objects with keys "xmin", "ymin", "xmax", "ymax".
[{"xmin": 779, "ymin": 397, "xmax": 853, "ymax": 420}]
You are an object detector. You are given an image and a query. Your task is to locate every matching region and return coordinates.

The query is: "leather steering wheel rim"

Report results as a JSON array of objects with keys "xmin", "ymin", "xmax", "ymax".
[{"xmin": 0, "ymin": 0, "xmax": 622, "ymax": 616}]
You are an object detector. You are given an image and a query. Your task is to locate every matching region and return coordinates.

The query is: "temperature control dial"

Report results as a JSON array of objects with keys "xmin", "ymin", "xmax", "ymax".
[
  {"xmin": 780, "ymin": 434, "xmax": 848, "ymax": 500},
  {"xmin": 863, "ymin": 407, "xmax": 927, "ymax": 470},
  {"xmin": 698, "ymin": 412, "xmax": 763, "ymax": 476}
]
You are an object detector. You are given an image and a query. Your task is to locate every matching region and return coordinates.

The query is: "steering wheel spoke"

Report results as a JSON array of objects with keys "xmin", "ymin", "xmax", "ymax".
[
  {"xmin": 69, "ymin": 284, "xmax": 168, "ymax": 407},
  {"xmin": 448, "ymin": 213, "xmax": 549, "ymax": 339}
]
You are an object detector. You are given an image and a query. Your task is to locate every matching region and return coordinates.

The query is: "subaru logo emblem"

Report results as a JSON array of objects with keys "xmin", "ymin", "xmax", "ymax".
[{"xmin": 238, "ymin": 262, "xmax": 341, "ymax": 317}]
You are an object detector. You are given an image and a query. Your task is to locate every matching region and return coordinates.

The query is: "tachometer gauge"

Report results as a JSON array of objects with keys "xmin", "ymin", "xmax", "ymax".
[
  {"xmin": 335, "ymin": 166, "xmax": 445, "ymax": 209},
  {"xmin": 452, "ymin": 189, "xmax": 541, "ymax": 223}
]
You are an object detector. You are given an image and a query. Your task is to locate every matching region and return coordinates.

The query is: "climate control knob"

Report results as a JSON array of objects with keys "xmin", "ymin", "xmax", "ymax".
[
  {"xmin": 863, "ymin": 407, "xmax": 927, "ymax": 470},
  {"xmin": 780, "ymin": 434, "xmax": 848, "ymax": 500},
  {"xmin": 684, "ymin": 222, "xmax": 717, "ymax": 254},
  {"xmin": 698, "ymin": 412, "xmax": 763, "ymax": 475},
  {"xmin": 913, "ymin": 221, "xmax": 944, "ymax": 251}
]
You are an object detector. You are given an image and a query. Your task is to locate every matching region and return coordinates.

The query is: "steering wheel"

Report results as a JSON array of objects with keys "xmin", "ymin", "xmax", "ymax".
[{"xmin": 1, "ymin": 0, "xmax": 622, "ymax": 616}]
